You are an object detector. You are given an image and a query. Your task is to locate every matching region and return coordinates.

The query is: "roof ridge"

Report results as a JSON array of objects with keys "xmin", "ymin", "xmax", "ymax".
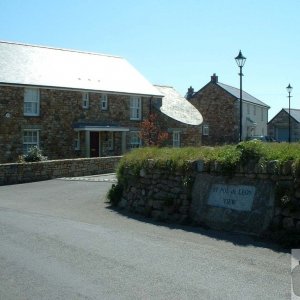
[
  {"xmin": 0, "ymin": 40, "xmax": 122, "ymax": 59},
  {"xmin": 154, "ymin": 84, "xmax": 174, "ymax": 88}
]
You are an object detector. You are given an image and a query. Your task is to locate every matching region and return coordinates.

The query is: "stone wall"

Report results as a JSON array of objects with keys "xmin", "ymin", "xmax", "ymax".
[
  {"xmin": 188, "ymin": 82, "xmax": 239, "ymax": 145},
  {"xmin": 0, "ymin": 156, "xmax": 121, "ymax": 185},
  {"xmin": 118, "ymin": 160, "xmax": 300, "ymax": 237}
]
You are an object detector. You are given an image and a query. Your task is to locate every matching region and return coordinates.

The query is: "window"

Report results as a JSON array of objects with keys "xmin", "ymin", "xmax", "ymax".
[
  {"xmin": 130, "ymin": 131, "xmax": 141, "ymax": 148},
  {"xmin": 173, "ymin": 131, "xmax": 180, "ymax": 148},
  {"xmin": 107, "ymin": 132, "xmax": 114, "ymax": 150},
  {"xmin": 24, "ymin": 88, "xmax": 40, "ymax": 116},
  {"xmin": 82, "ymin": 92, "xmax": 89, "ymax": 109},
  {"xmin": 100, "ymin": 94, "xmax": 108, "ymax": 110},
  {"xmin": 130, "ymin": 96, "xmax": 142, "ymax": 120},
  {"xmin": 23, "ymin": 130, "xmax": 39, "ymax": 154},
  {"xmin": 253, "ymin": 106, "xmax": 256, "ymax": 116},
  {"xmin": 247, "ymin": 103, "xmax": 250, "ymax": 115},
  {"xmin": 202, "ymin": 125, "xmax": 209, "ymax": 136},
  {"xmin": 74, "ymin": 132, "xmax": 80, "ymax": 150}
]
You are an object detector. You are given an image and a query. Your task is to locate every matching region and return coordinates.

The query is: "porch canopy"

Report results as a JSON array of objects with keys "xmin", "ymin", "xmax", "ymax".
[{"xmin": 73, "ymin": 122, "xmax": 129, "ymax": 132}]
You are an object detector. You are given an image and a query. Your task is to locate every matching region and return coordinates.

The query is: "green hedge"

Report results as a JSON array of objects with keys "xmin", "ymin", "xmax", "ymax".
[{"xmin": 117, "ymin": 141, "xmax": 300, "ymax": 180}]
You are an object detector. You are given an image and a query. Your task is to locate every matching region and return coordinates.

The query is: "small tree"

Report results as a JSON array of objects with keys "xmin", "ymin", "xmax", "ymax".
[{"xmin": 140, "ymin": 113, "xmax": 169, "ymax": 147}]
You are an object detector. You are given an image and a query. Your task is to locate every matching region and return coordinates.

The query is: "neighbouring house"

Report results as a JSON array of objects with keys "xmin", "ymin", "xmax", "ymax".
[
  {"xmin": 268, "ymin": 109, "xmax": 300, "ymax": 142},
  {"xmin": 187, "ymin": 74, "xmax": 270, "ymax": 145},
  {"xmin": 153, "ymin": 85, "xmax": 203, "ymax": 147},
  {"xmin": 0, "ymin": 41, "xmax": 202, "ymax": 163}
]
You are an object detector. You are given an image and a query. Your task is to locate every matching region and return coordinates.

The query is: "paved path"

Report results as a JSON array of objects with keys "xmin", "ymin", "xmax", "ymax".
[
  {"xmin": 58, "ymin": 173, "xmax": 117, "ymax": 183},
  {"xmin": 0, "ymin": 178, "xmax": 291, "ymax": 300}
]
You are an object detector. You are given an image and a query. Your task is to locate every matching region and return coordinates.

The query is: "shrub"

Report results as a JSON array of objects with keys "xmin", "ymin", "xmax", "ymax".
[
  {"xmin": 18, "ymin": 146, "xmax": 48, "ymax": 163},
  {"xmin": 107, "ymin": 184, "xmax": 123, "ymax": 206}
]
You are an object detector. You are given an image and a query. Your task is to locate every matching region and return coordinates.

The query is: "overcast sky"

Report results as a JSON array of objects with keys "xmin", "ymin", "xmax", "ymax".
[{"xmin": 1, "ymin": 0, "xmax": 299, "ymax": 120}]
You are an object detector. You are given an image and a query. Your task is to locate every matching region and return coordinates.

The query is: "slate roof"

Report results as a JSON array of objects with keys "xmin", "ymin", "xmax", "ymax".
[
  {"xmin": 0, "ymin": 41, "xmax": 162, "ymax": 97},
  {"xmin": 283, "ymin": 109, "xmax": 300, "ymax": 123},
  {"xmin": 153, "ymin": 85, "xmax": 203, "ymax": 125},
  {"xmin": 217, "ymin": 82, "xmax": 270, "ymax": 108}
]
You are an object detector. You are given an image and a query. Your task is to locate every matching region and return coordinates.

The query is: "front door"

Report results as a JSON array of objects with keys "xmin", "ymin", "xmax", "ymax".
[{"xmin": 90, "ymin": 132, "xmax": 99, "ymax": 157}]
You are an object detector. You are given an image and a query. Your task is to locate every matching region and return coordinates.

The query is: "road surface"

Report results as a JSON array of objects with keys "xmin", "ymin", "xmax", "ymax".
[{"xmin": 0, "ymin": 176, "xmax": 291, "ymax": 299}]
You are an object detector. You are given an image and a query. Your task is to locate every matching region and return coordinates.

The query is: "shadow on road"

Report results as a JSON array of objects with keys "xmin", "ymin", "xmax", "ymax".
[{"xmin": 105, "ymin": 202, "xmax": 289, "ymax": 253}]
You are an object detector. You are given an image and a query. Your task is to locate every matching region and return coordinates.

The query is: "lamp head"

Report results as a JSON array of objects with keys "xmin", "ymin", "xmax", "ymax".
[{"xmin": 235, "ymin": 50, "xmax": 246, "ymax": 67}]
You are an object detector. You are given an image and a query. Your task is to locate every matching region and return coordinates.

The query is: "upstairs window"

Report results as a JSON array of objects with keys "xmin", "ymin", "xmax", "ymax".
[
  {"xmin": 24, "ymin": 88, "xmax": 40, "ymax": 116},
  {"xmin": 23, "ymin": 130, "xmax": 39, "ymax": 154},
  {"xmin": 130, "ymin": 96, "xmax": 142, "ymax": 120},
  {"xmin": 82, "ymin": 92, "xmax": 89, "ymax": 109},
  {"xmin": 173, "ymin": 131, "xmax": 180, "ymax": 148},
  {"xmin": 100, "ymin": 94, "xmax": 108, "ymax": 110}
]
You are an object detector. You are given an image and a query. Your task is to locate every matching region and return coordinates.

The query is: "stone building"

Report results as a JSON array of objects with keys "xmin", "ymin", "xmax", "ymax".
[
  {"xmin": 0, "ymin": 41, "xmax": 202, "ymax": 163},
  {"xmin": 268, "ymin": 109, "xmax": 300, "ymax": 142},
  {"xmin": 187, "ymin": 74, "xmax": 270, "ymax": 145}
]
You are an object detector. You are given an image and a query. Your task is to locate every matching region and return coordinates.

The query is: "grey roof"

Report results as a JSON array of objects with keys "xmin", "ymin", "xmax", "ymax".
[
  {"xmin": 0, "ymin": 41, "xmax": 162, "ymax": 97},
  {"xmin": 153, "ymin": 85, "xmax": 203, "ymax": 125},
  {"xmin": 283, "ymin": 108, "xmax": 300, "ymax": 123},
  {"xmin": 217, "ymin": 82, "xmax": 270, "ymax": 108}
]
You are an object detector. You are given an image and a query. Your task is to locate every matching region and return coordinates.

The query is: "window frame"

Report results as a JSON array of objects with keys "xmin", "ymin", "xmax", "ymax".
[
  {"xmin": 130, "ymin": 96, "xmax": 142, "ymax": 120},
  {"xmin": 82, "ymin": 92, "xmax": 89, "ymax": 109},
  {"xmin": 130, "ymin": 131, "xmax": 141, "ymax": 149},
  {"xmin": 23, "ymin": 129, "xmax": 40, "ymax": 154},
  {"xmin": 24, "ymin": 88, "xmax": 40, "ymax": 116},
  {"xmin": 100, "ymin": 94, "xmax": 108, "ymax": 110},
  {"xmin": 172, "ymin": 131, "xmax": 180, "ymax": 148},
  {"xmin": 202, "ymin": 124, "xmax": 209, "ymax": 136}
]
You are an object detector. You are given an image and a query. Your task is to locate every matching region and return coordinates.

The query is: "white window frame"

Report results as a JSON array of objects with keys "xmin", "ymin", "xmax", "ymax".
[
  {"xmin": 130, "ymin": 131, "xmax": 141, "ymax": 149},
  {"xmin": 23, "ymin": 129, "xmax": 40, "ymax": 154},
  {"xmin": 100, "ymin": 94, "xmax": 108, "ymax": 110},
  {"xmin": 130, "ymin": 96, "xmax": 142, "ymax": 120},
  {"xmin": 202, "ymin": 125, "xmax": 209, "ymax": 136},
  {"xmin": 75, "ymin": 132, "xmax": 80, "ymax": 150},
  {"xmin": 24, "ymin": 88, "xmax": 40, "ymax": 116},
  {"xmin": 82, "ymin": 92, "xmax": 89, "ymax": 109},
  {"xmin": 173, "ymin": 131, "xmax": 180, "ymax": 148}
]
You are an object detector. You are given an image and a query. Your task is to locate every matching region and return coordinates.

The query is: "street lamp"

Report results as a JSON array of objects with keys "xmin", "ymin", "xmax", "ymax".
[
  {"xmin": 287, "ymin": 83, "xmax": 293, "ymax": 143},
  {"xmin": 235, "ymin": 50, "xmax": 246, "ymax": 142}
]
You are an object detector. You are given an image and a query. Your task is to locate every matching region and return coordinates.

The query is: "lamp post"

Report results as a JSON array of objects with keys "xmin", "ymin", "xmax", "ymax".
[
  {"xmin": 287, "ymin": 83, "xmax": 293, "ymax": 143},
  {"xmin": 235, "ymin": 50, "xmax": 246, "ymax": 142}
]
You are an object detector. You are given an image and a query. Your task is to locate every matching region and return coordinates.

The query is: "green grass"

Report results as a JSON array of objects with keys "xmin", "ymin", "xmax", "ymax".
[{"xmin": 117, "ymin": 141, "xmax": 300, "ymax": 180}]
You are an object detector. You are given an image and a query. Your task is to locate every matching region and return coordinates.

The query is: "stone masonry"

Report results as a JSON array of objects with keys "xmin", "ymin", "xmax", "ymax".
[
  {"xmin": 188, "ymin": 79, "xmax": 239, "ymax": 145},
  {"xmin": 118, "ymin": 159, "xmax": 300, "ymax": 237}
]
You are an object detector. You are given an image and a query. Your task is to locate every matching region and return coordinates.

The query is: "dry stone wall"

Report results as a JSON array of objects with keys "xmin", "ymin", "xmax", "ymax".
[
  {"xmin": 0, "ymin": 156, "xmax": 121, "ymax": 185},
  {"xmin": 119, "ymin": 159, "xmax": 300, "ymax": 237}
]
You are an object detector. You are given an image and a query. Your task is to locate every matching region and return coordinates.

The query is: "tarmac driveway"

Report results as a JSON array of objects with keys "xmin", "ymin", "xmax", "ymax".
[{"xmin": 0, "ymin": 176, "xmax": 291, "ymax": 300}]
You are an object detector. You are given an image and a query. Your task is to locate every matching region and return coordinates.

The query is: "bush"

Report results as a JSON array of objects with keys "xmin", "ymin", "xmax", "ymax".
[
  {"xmin": 18, "ymin": 146, "xmax": 48, "ymax": 163},
  {"xmin": 107, "ymin": 184, "xmax": 123, "ymax": 206}
]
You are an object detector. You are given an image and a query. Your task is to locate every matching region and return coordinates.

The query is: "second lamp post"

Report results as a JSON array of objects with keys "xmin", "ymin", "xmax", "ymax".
[
  {"xmin": 287, "ymin": 83, "xmax": 293, "ymax": 143},
  {"xmin": 235, "ymin": 50, "xmax": 246, "ymax": 142}
]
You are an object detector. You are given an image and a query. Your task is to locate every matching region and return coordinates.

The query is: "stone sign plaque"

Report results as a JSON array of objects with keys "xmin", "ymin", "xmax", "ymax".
[{"xmin": 208, "ymin": 184, "xmax": 256, "ymax": 211}]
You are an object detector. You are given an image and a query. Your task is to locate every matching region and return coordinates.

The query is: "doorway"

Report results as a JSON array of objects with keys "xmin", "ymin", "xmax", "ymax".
[{"xmin": 90, "ymin": 132, "xmax": 99, "ymax": 157}]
